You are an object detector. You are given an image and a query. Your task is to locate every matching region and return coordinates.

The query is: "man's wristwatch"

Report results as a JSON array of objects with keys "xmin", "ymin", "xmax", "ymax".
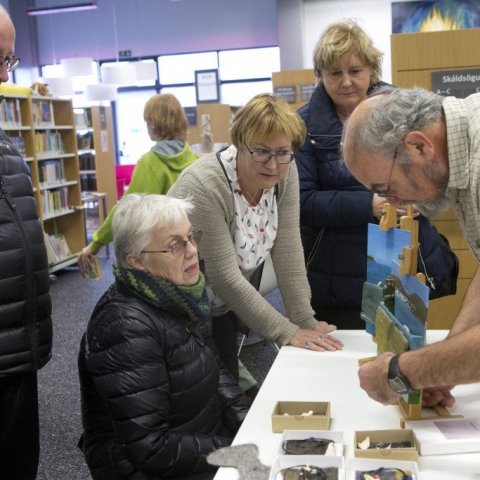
[{"xmin": 387, "ymin": 354, "xmax": 414, "ymax": 394}]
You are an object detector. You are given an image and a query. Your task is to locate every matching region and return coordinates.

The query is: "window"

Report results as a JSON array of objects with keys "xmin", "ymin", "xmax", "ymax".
[
  {"xmin": 218, "ymin": 47, "xmax": 280, "ymax": 81},
  {"xmin": 220, "ymin": 80, "xmax": 273, "ymax": 106},
  {"xmin": 158, "ymin": 52, "xmax": 218, "ymax": 85}
]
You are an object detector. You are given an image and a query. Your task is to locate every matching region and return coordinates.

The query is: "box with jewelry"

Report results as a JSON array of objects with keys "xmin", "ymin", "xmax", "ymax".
[
  {"xmin": 271, "ymin": 401, "xmax": 331, "ymax": 433},
  {"xmin": 269, "ymin": 454, "xmax": 344, "ymax": 480},
  {"xmin": 346, "ymin": 458, "xmax": 419, "ymax": 480},
  {"xmin": 354, "ymin": 429, "xmax": 418, "ymax": 462},
  {"xmin": 278, "ymin": 430, "xmax": 344, "ymax": 457}
]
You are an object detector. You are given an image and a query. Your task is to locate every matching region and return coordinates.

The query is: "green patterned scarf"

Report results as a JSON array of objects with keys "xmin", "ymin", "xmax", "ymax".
[{"xmin": 113, "ymin": 264, "xmax": 211, "ymax": 323}]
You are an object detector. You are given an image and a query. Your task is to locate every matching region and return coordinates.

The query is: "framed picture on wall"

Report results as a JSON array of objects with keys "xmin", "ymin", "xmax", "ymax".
[{"xmin": 195, "ymin": 69, "xmax": 220, "ymax": 104}]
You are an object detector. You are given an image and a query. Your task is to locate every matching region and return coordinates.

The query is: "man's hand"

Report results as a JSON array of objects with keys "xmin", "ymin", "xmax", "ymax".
[
  {"xmin": 422, "ymin": 386, "xmax": 455, "ymax": 407},
  {"xmin": 358, "ymin": 352, "xmax": 399, "ymax": 405}
]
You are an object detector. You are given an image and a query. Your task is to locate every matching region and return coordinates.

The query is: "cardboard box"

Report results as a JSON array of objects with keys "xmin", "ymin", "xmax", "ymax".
[
  {"xmin": 405, "ymin": 417, "xmax": 480, "ymax": 456},
  {"xmin": 354, "ymin": 429, "xmax": 418, "ymax": 461},
  {"xmin": 278, "ymin": 430, "xmax": 344, "ymax": 456},
  {"xmin": 345, "ymin": 458, "xmax": 419, "ymax": 480},
  {"xmin": 271, "ymin": 401, "xmax": 331, "ymax": 433},
  {"xmin": 270, "ymin": 454, "xmax": 344, "ymax": 480}
]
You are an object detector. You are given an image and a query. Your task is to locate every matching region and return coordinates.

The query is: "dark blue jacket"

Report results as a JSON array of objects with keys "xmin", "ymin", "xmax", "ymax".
[{"xmin": 297, "ymin": 84, "xmax": 458, "ymax": 327}]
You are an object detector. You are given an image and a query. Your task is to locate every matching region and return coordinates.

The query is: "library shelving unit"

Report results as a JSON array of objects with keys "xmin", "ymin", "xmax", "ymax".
[
  {"xmin": 0, "ymin": 93, "xmax": 86, "ymax": 273},
  {"xmin": 75, "ymin": 105, "xmax": 117, "ymax": 212},
  {"xmin": 75, "ymin": 106, "xmax": 117, "ymax": 252}
]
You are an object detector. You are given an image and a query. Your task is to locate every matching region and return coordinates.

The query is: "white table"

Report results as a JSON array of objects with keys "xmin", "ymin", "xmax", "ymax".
[{"xmin": 214, "ymin": 330, "xmax": 480, "ymax": 479}]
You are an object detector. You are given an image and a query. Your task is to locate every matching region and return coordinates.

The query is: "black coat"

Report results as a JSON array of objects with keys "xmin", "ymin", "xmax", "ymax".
[
  {"xmin": 79, "ymin": 280, "xmax": 250, "ymax": 480},
  {"xmin": 297, "ymin": 84, "xmax": 458, "ymax": 328},
  {"xmin": 0, "ymin": 129, "xmax": 52, "ymax": 375}
]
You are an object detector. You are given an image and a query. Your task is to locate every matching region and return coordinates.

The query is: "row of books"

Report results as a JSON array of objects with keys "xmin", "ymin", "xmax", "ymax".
[
  {"xmin": 32, "ymin": 100, "xmax": 54, "ymax": 126},
  {"xmin": 40, "ymin": 186, "xmax": 69, "ymax": 216},
  {"xmin": 0, "ymin": 98, "xmax": 21, "ymax": 126},
  {"xmin": 35, "ymin": 131, "xmax": 65, "ymax": 155},
  {"xmin": 8, "ymin": 135, "xmax": 26, "ymax": 155},
  {"xmin": 74, "ymin": 109, "xmax": 92, "ymax": 130},
  {"xmin": 43, "ymin": 232, "xmax": 72, "ymax": 265},
  {"xmin": 77, "ymin": 131, "xmax": 93, "ymax": 150},
  {"xmin": 79, "ymin": 152, "xmax": 95, "ymax": 170},
  {"xmin": 80, "ymin": 173, "xmax": 97, "ymax": 192},
  {"xmin": 38, "ymin": 159, "xmax": 66, "ymax": 187}
]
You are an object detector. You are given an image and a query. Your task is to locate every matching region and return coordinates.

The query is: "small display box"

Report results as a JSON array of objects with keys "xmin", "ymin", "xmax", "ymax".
[
  {"xmin": 271, "ymin": 401, "xmax": 331, "ymax": 433},
  {"xmin": 270, "ymin": 454, "xmax": 344, "ymax": 480},
  {"xmin": 346, "ymin": 458, "xmax": 419, "ymax": 480},
  {"xmin": 279, "ymin": 430, "xmax": 344, "ymax": 456},
  {"xmin": 354, "ymin": 429, "xmax": 418, "ymax": 461}
]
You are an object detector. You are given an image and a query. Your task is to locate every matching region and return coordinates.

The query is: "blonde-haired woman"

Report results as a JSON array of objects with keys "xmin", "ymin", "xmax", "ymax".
[
  {"xmin": 79, "ymin": 93, "xmax": 197, "ymax": 262},
  {"xmin": 297, "ymin": 20, "xmax": 458, "ymax": 329},
  {"xmin": 169, "ymin": 93, "xmax": 343, "ymax": 383}
]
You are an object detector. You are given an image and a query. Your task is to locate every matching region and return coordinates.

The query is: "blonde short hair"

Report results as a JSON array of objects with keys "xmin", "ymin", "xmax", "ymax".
[
  {"xmin": 230, "ymin": 93, "xmax": 306, "ymax": 152},
  {"xmin": 143, "ymin": 93, "xmax": 188, "ymax": 141},
  {"xmin": 313, "ymin": 20, "xmax": 382, "ymax": 85}
]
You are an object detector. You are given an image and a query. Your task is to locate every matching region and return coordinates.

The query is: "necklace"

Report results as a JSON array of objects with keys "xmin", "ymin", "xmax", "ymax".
[{"xmin": 243, "ymin": 190, "xmax": 265, "ymax": 215}]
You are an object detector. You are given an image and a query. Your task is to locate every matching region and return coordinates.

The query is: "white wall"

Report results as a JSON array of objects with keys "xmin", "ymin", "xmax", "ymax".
[{"xmin": 302, "ymin": 0, "xmax": 394, "ymax": 83}]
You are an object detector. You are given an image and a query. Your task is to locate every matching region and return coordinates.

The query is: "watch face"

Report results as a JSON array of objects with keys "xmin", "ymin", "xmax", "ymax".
[{"xmin": 388, "ymin": 377, "xmax": 409, "ymax": 395}]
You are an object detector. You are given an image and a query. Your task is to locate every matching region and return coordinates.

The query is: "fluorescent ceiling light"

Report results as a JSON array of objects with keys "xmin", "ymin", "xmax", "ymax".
[{"xmin": 26, "ymin": 2, "xmax": 97, "ymax": 16}]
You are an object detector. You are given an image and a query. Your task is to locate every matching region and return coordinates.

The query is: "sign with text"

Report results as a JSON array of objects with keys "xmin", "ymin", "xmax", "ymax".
[
  {"xmin": 431, "ymin": 69, "xmax": 480, "ymax": 98},
  {"xmin": 273, "ymin": 85, "xmax": 296, "ymax": 103},
  {"xmin": 195, "ymin": 69, "xmax": 220, "ymax": 104}
]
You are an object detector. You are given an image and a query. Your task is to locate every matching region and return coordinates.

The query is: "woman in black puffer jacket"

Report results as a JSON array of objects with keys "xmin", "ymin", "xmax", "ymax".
[{"xmin": 78, "ymin": 194, "xmax": 250, "ymax": 480}]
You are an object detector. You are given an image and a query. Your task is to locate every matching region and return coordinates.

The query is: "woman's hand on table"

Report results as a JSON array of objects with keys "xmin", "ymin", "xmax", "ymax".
[{"xmin": 289, "ymin": 324, "xmax": 343, "ymax": 352}]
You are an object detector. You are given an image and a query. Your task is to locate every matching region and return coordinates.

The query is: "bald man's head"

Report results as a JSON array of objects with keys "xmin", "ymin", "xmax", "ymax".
[{"xmin": 0, "ymin": 6, "xmax": 15, "ymax": 84}]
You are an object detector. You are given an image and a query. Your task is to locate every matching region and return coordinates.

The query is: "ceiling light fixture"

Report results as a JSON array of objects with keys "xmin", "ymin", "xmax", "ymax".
[{"xmin": 26, "ymin": 2, "xmax": 97, "ymax": 16}]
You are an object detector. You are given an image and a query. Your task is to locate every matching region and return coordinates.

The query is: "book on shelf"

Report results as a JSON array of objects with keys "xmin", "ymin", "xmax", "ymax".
[
  {"xmin": 43, "ymin": 232, "xmax": 73, "ymax": 265},
  {"xmin": 33, "ymin": 100, "xmax": 54, "ymax": 126},
  {"xmin": 74, "ymin": 108, "xmax": 92, "ymax": 130},
  {"xmin": 38, "ymin": 159, "xmax": 66, "ymax": 187},
  {"xmin": 7, "ymin": 135, "xmax": 26, "ymax": 155},
  {"xmin": 80, "ymin": 173, "xmax": 97, "ymax": 191},
  {"xmin": 35, "ymin": 130, "xmax": 65, "ymax": 155},
  {"xmin": 41, "ymin": 186, "xmax": 69, "ymax": 216},
  {"xmin": 77, "ymin": 131, "xmax": 93, "ymax": 150},
  {"xmin": 0, "ymin": 98, "xmax": 21, "ymax": 126},
  {"xmin": 79, "ymin": 152, "xmax": 95, "ymax": 170}
]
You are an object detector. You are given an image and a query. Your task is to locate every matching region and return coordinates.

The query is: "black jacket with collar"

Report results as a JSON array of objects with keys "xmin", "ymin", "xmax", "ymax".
[
  {"xmin": 79, "ymin": 279, "xmax": 250, "ymax": 480},
  {"xmin": 0, "ymin": 128, "xmax": 52, "ymax": 375},
  {"xmin": 297, "ymin": 83, "xmax": 458, "ymax": 326}
]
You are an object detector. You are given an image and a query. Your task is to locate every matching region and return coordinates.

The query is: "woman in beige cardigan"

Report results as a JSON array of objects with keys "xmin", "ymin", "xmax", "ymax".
[{"xmin": 169, "ymin": 94, "xmax": 343, "ymax": 381}]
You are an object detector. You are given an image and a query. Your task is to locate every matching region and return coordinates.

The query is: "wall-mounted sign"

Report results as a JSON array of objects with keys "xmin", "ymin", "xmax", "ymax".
[
  {"xmin": 431, "ymin": 69, "xmax": 480, "ymax": 98},
  {"xmin": 184, "ymin": 106, "xmax": 197, "ymax": 127},
  {"xmin": 195, "ymin": 69, "xmax": 220, "ymax": 104},
  {"xmin": 273, "ymin": 86, "xmax": 296, "ymax": 103},
  {"xmin": 300, "ymin": 84, "xmax": 316, "ymax": 102}
]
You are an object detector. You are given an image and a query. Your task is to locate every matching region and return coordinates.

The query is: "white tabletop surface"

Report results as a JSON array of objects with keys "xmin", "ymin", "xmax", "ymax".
[{"xmin": 214, "ymin": 330, "xmax": 480, "ymax": 479}]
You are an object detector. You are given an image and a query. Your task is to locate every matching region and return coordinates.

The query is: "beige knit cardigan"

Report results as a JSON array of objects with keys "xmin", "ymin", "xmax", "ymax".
[{"xmin": 168, "ymin": 151, "xmax": 317, "ymax": 345}]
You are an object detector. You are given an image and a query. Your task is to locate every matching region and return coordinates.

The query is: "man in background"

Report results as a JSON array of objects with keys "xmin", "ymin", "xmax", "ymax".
[
  {"xmin": 0, "ymin": 6, "xmax": 53, "ymax": 479},
  {"xmin": 342, "ymin": 86, "xmax": 480, "ymax": 407}
]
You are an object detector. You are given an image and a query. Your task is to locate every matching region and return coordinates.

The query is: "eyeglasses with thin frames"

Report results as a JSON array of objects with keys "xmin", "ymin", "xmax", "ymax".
[
  {"xmin": 376, "ymin": 144, "xmax": 400, "ymax": 199},
  {"xmin": 246, "ymin": 146, "xmax": 295, "ymax": 164},
  {"xmin": 0, "ymin": 55, "xmax": 20, "ymax": 72},
  {"xmin": 141, "ymin": 230, "xmax": 202, "ymax": 258}
]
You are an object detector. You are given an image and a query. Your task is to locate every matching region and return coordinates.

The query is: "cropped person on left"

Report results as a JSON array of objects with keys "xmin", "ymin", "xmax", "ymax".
[{"xmin": 78, "ymin": 194, "xmax": 250, "ymax": 480}]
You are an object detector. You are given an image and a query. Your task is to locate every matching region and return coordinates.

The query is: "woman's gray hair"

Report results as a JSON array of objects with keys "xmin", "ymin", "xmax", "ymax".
[
  {"xmin": 352, "ymin": 86, "xmax": 444, "ymax": 159},
  {"xmin": 112, "ymin": 193, "xmax": 193, "ymax": 268}
]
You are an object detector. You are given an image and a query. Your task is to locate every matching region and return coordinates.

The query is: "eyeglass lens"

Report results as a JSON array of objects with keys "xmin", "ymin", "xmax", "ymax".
[{"xmin": 171, "ymin": 230, "xmax": 202, "ymax": 257}]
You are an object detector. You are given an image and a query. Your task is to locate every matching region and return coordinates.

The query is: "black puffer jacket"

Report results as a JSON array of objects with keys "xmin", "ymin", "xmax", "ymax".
[
  {"xmin": 297, "ymin": 84, "xmax": 458, "ymax": 328},
  {"xmin": 0, "ymin": 129, "xmax": 52, "ymax": 375},
  {"xmin": 79, "ymin": 280, "xmax": 251, "ymax": 480}
]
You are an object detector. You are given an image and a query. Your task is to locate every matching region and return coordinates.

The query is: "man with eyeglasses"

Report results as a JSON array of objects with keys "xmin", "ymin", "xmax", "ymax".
[
  {"xmin": 0, "ymin": 6, "xmax": 53, "ymax": 479},
  {"xmin": 342, "ymin": 86, "xmax": 480, "ymax": 407}
]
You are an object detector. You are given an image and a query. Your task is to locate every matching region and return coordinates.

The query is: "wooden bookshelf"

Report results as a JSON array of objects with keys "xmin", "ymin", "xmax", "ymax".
[
  {"xmin": 75, "ymin": 105, "xmax": 117, "ymax": 213},
  {"xmin": 0, "ymin": 94, "xmax": 85, "ymax": 272},
  {"xmin": 272, "ymin": 69, "xmax": 316, "ymax": 111}
]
